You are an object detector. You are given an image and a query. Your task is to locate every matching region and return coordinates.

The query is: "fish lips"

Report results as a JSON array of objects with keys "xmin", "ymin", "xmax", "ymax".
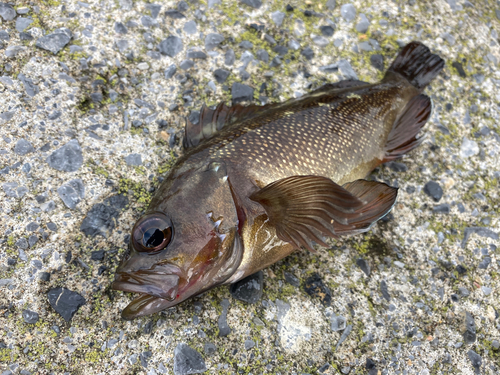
[{"xmin": 112, "ymin": 263, "xmax": 182, "ymax": 301}]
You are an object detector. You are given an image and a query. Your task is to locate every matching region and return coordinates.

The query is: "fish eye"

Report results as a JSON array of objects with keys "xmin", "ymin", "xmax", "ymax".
[{"xmin": 132, "ymin": 212, "xmax": 173, "ymax": 253}]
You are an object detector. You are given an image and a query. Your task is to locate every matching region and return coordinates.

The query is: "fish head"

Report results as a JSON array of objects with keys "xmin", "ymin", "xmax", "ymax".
[{"xmin": 112, "ymin": 160, "xmax": 243, "ymax": 320}]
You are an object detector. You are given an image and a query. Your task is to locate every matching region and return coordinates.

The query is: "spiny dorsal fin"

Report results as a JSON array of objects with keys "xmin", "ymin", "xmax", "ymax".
[
  {"xmin": 183, "ymin": 102, "xmax": 273, "ymax": 149},
  {"xmin": 250, "ymin": 176, "xmax": 397, "ymax": 252}
]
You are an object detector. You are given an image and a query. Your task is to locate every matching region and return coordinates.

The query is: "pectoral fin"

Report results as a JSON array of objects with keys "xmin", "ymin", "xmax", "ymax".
[{"xmin": 250, "ymin": 176, "xmax": 397, "ymax": 252}]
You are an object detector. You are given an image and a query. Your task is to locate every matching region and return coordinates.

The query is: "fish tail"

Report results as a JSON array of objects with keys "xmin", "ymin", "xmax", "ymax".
[{"xmin": 386, "ymin": 41, "xmax": 444, "ymax": 90}]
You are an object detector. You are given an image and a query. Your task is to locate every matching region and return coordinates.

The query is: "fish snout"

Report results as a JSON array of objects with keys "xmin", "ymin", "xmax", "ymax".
[{"xmin": 112, "ymin": 263, "xmax": 183, "ymax": 300}]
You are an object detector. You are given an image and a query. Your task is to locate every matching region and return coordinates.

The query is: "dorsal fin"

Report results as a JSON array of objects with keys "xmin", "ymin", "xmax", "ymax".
[
  {"xmin": 309, "ymin": 80, "xmax": 370, "ymax": 95},
  {"xmin": 183, "ymin": 102, "xmax": 272, "ymax": 149}
]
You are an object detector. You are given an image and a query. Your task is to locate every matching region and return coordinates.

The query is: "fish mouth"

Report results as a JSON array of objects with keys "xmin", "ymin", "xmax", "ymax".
[{"xmin": 112, "ymin": 263, "xmax": 184, "ymax": 319}]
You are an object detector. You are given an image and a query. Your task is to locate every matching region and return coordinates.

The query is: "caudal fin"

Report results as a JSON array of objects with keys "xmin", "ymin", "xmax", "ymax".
[{"xmin": 386, "ymin": 41, "xmax": 444, "ymax": 90}]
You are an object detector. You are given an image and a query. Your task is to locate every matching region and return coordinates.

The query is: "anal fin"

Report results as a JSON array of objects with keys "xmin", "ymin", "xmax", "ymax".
[{"xmin": 383, "ymin": 94, "xmax": 431, "ymax": 163}]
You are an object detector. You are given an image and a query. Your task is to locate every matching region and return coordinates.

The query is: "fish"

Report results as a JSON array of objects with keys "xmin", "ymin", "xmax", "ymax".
[{"xmin": 112, "ymin": 41, "xmax": 444, "ymax": 320}]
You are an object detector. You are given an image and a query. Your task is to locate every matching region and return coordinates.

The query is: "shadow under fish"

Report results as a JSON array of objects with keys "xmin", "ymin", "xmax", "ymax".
[{"xmin": 112, "ymin": 41, "xmax": 444, "ymax": 320}]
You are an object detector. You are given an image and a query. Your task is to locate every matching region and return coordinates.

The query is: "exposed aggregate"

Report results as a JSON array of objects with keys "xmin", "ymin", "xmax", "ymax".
[{"xmin": 1, "ymin": 0, "xmax": 500, "ymax": 374}]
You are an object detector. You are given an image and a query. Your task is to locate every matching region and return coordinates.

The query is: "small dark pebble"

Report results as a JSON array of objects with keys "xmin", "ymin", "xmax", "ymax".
[
  {"xmin": 452, "ymin": 61, "xmax": 466, "ymax": 78},
  {"xmin": 380, "ymin": 280, "xmax": 390, "ymax": 301},
  {"xmin": 318, "ymin": 363, "xmax": 330, "ymax": 373},
  {"xmin": 456, "ymin": 264, "xmax": 467, "ymax": 275},
  {"xmin": 356, "ymin": 258, "xmax": 371, "ymax": 277},
  {"xmin": 463, "ymin": 312, "xmax": 476, "ymax": 344},
  {"xmin": 423, "ymin": 181, "xmax": 443, "ymax": 202},
  {"xmin": 286, "ymin": 5, "xmax": 294, "ymax": 11},
  {"xmin": 301, "ymin": 47, "xmax": 314, "ymax": 60},
  {"xmin": 386, "ymin": 161, "xmax": 407, "ymax": 172},
  {"xmin": 478, "ymin": 257, "xmax": 491, "ymax": 269},
  {"xmin": 39, "ymin": 272, "xmax": 51, "ymax": 282},
  {"xmin": 320, "ymin": 25, "xmax": 334, "ymax": 37},
  {"xmin": 304, "ymin": 273, "xmax": 331, "ymax": 306},
  {"xmin": 47, "ymin": 287, "xmax": 86, "ymax": 322},
  {"xmin": 47, "ymin": 222, "xmax": 57, "ymax": 231},
  {"xmin": 218, "ymin": 299, "xmax": 231, "ymax": 337},
  {"xmin": 174, "ymin": 343, "xmax": 207, "ymax": 375},
  {"xmin": 204, "ymin": 342, "xmax": 217, "ymax": 356},
  {"xmin": 91, "ymin": 250, "xmax": 105, "ymax": 261},
  {"xmin": 213, "ymin": 68, "xmax": 230, "ymax": 83},
  {"xmin": 230, "ymin": 271, "xmax": 263, "ymax": 304},
  {"xmin": 239, "ymin": 0, "xmax": 262, "ymax": 9},
  {"xmin": 284, "ymin": 271, "xmax": 300, "ymax": 287},
  {"xmin": 231, "ymin": 82, "xmax": 254, "ymax": 104},
  {"xmin": 22, "ymin": 309, "xmax": 39, "ymax": 324},
  {"xmin": 433, "ymin": 203, "xmax": 450, "ymax": 214},
  {"xmin": 467, "ymin": 350, "xmax": 482, "ymax": 374},
  {"xmin": 370, "ymin": 54, "xmax": 385, "ymax": 71},
  {"xmin": 143, "ymin": 320, "xmax": 154, "ymax": 334},
  {"xmin": 406, "ymin": 186, "xmax": 415, "ymax": 194}
]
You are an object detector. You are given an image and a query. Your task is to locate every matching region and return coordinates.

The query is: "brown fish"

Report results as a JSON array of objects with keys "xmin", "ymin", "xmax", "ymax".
[{"xmin": 112, "ymin": 42, "xmax": 444, "ymax": 320}]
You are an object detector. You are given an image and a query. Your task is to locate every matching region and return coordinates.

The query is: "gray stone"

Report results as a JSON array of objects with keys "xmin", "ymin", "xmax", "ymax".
[
  {"xmin": 203, "ymin": 343, "xmax": 216, "ymax": 355},
  {"xmin": 340, "ymin": 4, "xmax": 356, "ymax": 22},
  {"xmin": 244, "ymin": 340, "xmax": 255, "ymax": 350},
  {"xmin": 146, "ymin": 3, "xmax": 162, "ymax": 18},
  {"xmin": 173, "ymin": 343, "xmax": 206, "ymax": 375},
  {"xmin": 331, "ymin": 315, "xmax": 347, "ymax": 331},
  {"xmin": 338, "ymin": 59, "xmax": 358, "ymax": 80},
  {"xmin": 35, "ymin": 28, "xmax": 72, "ymax": 54},
  {"xmin": 2, "ymin": 182, "xmax": 28, "ymax": 198},
  {"xmin": 356, "ymin": 14, "xmax": 369, "ymax": 33},
  {"xmin": 15, "ymin": 17, "xmax": 33, "ymax": 32},
  {"xmin": 356, "ymin": 258, "xmax": 370, "ymax": 276},
  {"xmin": 239, "ymin": 40, "xmax": 253, "ymax": 50},
  {"xmin": 164, "ymin": 64, "xmax": 177, "ymax": 79},
  {"xmin": 224, "ymin": 49, "xmax": 235, "ymax": 65},
  {"xmin": 158, "ymin": 36, "xmax": 183, "ymax": 57},
  {"xmin": 186, "ymin": 48, "xmax": 207, "ymax": 59},
  {"xmin": 229, "ymin": 271, "xmax": 263, "ymax": 304},
  {"xmin": 46, "ymin": 140, "xmax": 83, "ymax": 172},
  {"xmin": 16, "ymin": 238, "xmax": 29, "ymax": 250},
  {"xmin": 320, "ymin": 25, "xmax": 335, "ymax": 37},
  {"xmin": 240, "ymin": 0, "xmax": 262, "ymax": 9},
  {"xmin": 28, "ymin": 235, "xmax": 38, "ymax": 248},
  {"xmin": 256, "ymin": 49, "xmax": 269, "ymax": 63},
  {"xmin": 205, "ymin": 33, "xmax": 224, "ymax": 51},
  {"xmin": 271, "ymin": 11, "xmax": 285, "ymax": 26},
  {"xmin": 14, "ymin": 139, "xmax": 34, "ymax": 155},
  {"xmin": 125, "ymin": 153, "xmax": 142, "ymax": 166},
  {"xmin": 460, "ymin": 137, "xmax": 479, "ymax": 158},
  {"xmin": 213, "ymin": 68, "xmax": 230, "ymax": 83},
  {"xmin": 463, "ymin": 312, "xmax": 476, "ymax": 344},
  {"xmin": 47, "ymin": 287, "xmax": 86, "ymax": 322},
  {"xmin": 183, "ymin": 20, "xmax": 197, "ymax": 34},
  {"xmin": 336, "ymin": 324, "xmax": 352, "ymax": 349},
  {"xmin": 17, "ymin": 73, "xmax": 39, "ymax": 97},
  {"xmin": 467, "ymin": 350, "xmax": 481, "ymax": 373},
  {"xmin": 114, "ymin": 22, "xmax": 128, "ymax": 34},
  {"xmin": 80, "ymin": 195, "xmax": 128, "ymax": 238},
  {"xmin": 22, "ymin": 309, "xmax": 39, "ymax": 324},
  {"xmin": 0, "ymin": 3, "xmax": 16, "ymax": 21},
  {"xmin": 57, "ymin": 179, "xmax": 85, "ymax": 209},
  {"xmin": 370, "ymin": 54, "xmax": 384, "ymax": 71},
  {"xmin": 380, "ymin": 280, "xmax": 390, "ymax": 301},
  {"xmin": 312, "ymin": 35, "xmax": 329, "ymax": 47},
  {"xmin": 359, "ymin": 41, "xmax": 372, "ymax": 52},
  {"xmin": 423, "ymin": 181, "xmax": 443, "ymax": 202},
  {"xmin": 5, "ymin": 45, "xmax": 26, "ymax": 58},
  {"xmin": 218, "ymin": 299, "xmax": 231, "ymax": 337},
  {"xmin": 180, "ymin": 59, "xmax": 194, "ymax": 70},
  {"xmin": 326, "ymin": 0, "xmax": 336, "ymax": 10},
  {"xmin": 301, "ymin": 47, "xmax": 314, "ymax": 60},
  {"xmin": 0, "ymin": 30, "xmax": 10, "ymax": 40},
  {"xmin": 231, "ymin": 82, "xmax": 254, "ymax": 103}
]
